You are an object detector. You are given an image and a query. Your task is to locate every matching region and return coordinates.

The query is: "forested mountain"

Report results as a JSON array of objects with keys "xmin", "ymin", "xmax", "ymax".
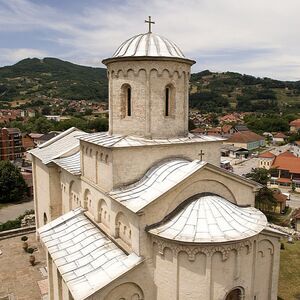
[
  {"xmin": 190, "ymin": 70, "xmax": 300, "ymax": 113},
  {"xmin": 0, "ymin": 58, "xmax": 108, "ymax": 101},
  {"xmin": 1, "ymin": 58, "xmax": 300, "ymax": 113}
]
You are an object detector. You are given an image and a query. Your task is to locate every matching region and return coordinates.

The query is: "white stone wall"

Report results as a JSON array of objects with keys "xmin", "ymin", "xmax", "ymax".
[
  {"xmin": 106, "ymin": 59, "xmax": 192, "ymax": 139},
  {"xmin": 152, "ymin": 232, "xmax": 280, "ymax": 300},
  {"xmin": 32, "ymin": 157, "xmax": 62, "ymax": 229}
]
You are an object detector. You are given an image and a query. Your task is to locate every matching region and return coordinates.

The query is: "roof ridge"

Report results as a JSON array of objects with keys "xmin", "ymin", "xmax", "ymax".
[{"xmin": 38, "ymin": 127, "xmax": 81, "ymax": 149}]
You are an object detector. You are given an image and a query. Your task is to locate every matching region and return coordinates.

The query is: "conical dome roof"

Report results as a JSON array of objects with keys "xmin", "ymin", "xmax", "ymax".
[{"xmin": 112, "ymin": 32, "xmax": 185, "ymax": 59}]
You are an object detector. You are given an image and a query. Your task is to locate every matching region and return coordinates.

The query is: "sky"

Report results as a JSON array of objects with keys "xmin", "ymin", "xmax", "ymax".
[{"xmin": 0, "ymin": 0, "xmax": 300, "ymax": 80}]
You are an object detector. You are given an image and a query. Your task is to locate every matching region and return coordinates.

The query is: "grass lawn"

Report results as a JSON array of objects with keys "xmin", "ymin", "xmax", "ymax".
[{"xmin": 278, "ymin": 240, "xmax": 300, "ymax": 300}]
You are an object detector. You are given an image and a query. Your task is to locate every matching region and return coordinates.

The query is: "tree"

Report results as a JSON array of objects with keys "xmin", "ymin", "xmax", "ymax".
[
  {"xmin": 245, "ymin": 168, "xmax": 270, "ymax": 185},
  {"xmin": 0, "ymin": 161, "xmax": 28, "ymax": 203},
  {"xmin": 255, "ymin": 186, "xmax": 277, "ymax": 211}
]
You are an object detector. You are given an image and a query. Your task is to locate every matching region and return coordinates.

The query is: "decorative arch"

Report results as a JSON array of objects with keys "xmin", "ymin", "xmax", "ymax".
[
  {"xmin": 115, "ymin": 211, "xmax": 131, "ymax": 246},
  {"xmin": 83, "ymin": 189, "xmax": 91, "ymax": 210},
  {"xmin": 69, "ymin": 180, "xmax": 74, "ymax": 210},
  {"xmin": 104, "ymin": 282, "xmax": 144, "ymax": 300},
  {"xmin": 120, "ymin": 83, "xmax": 132, "ymax": 118},
  {"xmin": 224, "ymin": 286, "xmax": 245, "ymax": 300},
  {"xmin": 43, "ymin": 212, "xmax": 48, "ymax": 225},
  {"xmin": 97, "ymin": 199, "xmax": 110, "ymax": 227},
  {"xmin": 166, "ymin": 179, "xmax": 237, "ymax": 216}
]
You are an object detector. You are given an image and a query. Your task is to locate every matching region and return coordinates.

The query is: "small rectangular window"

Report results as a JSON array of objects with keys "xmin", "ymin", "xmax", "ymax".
[
  {"xmin": 127, "ymin": 88, "xmax": 131, "ymax": 116},
  {"xmin": 165, "ymin": 87, "xmax": 170, "ymax": 116}
]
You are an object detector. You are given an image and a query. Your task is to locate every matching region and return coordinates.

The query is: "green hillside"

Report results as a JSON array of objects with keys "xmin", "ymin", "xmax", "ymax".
[
  {"xmin": 190, "ymin": 70, "xmax": 300, "ymax": 113},
  {"xmin": 0, "ymin": 58, "xmax": 108, "ymax": 101},
  {"xmin": 1, "ymin": 58, "xmax": 300, "ymax": 113}
]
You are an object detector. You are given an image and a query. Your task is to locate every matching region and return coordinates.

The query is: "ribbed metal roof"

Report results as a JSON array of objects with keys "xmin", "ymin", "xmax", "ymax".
[
  {"xmin": 29, "ymin": 127, "xmax": 87, "ymax": 164},
  {"xmin": 38, "ymin": 208, "xmax": 142, "ymax": 300},
  {"xmin": 110, "ymin": 159, "xmax": 206, "ymax": 212},
  {"xmin": 54, "ymin": 151, "xmax": 81, "ymax": 176},
  {"xmin": 79, "ymin": 132, "xmax": 224, "ymax": 148},
  {"xmin": 112, "ymin": 32, "xmax": 185, "ymax": 58},
  {"xmin": 149, "ymin": 194, "xmax": 267, "ymax": 243}
]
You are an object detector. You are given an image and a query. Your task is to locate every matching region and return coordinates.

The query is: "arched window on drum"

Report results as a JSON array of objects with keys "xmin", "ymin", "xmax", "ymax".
[{"xmin": 121, "ymin": 84, "xmax": 132, "ymax": 118}]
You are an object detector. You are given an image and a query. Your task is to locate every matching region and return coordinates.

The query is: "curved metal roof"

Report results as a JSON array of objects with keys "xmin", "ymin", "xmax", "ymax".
[
  {"xmin": 149, "ymin": 194, "xmax": 267, "ymax": 243},
  {"xmin": 112, "ymin": 32, "xmax": 185, "ymax": 58},
  {"xmin": 109, "ymin": 159, "xmax": 206, "ymax": 212}
]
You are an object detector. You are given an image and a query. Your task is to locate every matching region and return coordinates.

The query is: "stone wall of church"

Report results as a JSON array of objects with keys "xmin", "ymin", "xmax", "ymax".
[
  {"xmin": 80, "ymin": 179, "xmax": 141, "ymax": 254},
  {"xmin": 81, "ymin": 142, "xmax": 114, "ymax": 191},
  {"xmin": 111, "ymin": 141, "xmax": 222, "ymax": 188},
  {"xmin": 151, "ymin": 232, "xmax": 280, "ymax": 300},
  {"xmin": 32, "ymin": 157, "xmax": 62, "ymax": 229},
  {"xmin": 60, "ymin": 170, "xmax": 81, "ymax": 213},
  {"xmin": 86, "ymin": 263, "xmax": 155, "ymax": 300},
  {"xmin": 106, "ymin": 59, "xmax": 192, "ymax": 139}
]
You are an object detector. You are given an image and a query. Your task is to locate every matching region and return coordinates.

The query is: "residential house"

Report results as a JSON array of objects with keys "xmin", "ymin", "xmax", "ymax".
[
  {"xmin": 269, "ymin": 151, "xmax": 300, "ymax": 190},
  {"xmin": 221, "ymin": 144, "xmax": 249, "ymax": 159},
  {"xmin": 291, "ymin": 141, "xmax": 300, "ymax": 157},
  {"xmin": 258, "ymin": 151, "xmax": 276, "ymax": 169},
  {"xmin": 272, "ymin": 190, "xmax": 287, "ymax": 213},
  {"xmin": 273, "ymin": 132, "xmax": 288, "ymax": 144},
  {"xmin": 289, "ymin": 119, "xmax": 300, "ymax": 133},
  {"xmin": 223, "ymin": 130, "xmax": 265, "ymax": 151}
]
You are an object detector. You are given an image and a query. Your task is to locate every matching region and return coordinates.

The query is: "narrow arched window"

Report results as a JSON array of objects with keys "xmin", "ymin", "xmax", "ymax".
[
  {"xmin": 121, "ymin": 84, "xmax": 132, "ymax": 118},
  {"xmin": 165, "ymin": 87, "xmax": 170, "ymax": 116},
  {"xmin": 127, "ymin": 87, "xmax": 131, "ymax": 116}
]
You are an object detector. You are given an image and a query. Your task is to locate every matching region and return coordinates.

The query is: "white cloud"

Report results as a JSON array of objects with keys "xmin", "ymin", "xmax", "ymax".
[
  {"xmin": 0, "ymin": 0, "xmax": 300, "ymax": 79},
  {"xmin": 0, "ymin": 48, "xmax": 48, "ymax": 66}
]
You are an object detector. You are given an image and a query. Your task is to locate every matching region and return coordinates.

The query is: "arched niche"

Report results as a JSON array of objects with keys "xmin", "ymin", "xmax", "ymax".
[
  {"xmin": 83, "ymin": 189, "xmax": 91, "ymax": 210},
  {"xmin": 115, "ymin": 211, "xmax": 131, "ymax": 246},
  {"xmin": 43, "ymin": 212, "xmax": 48, "ymax": 225},
  {"xmin": 225, "ymin": 287, "xmax": 245, "ymax": 300},
  {"xmin": 104, "ymin": 282, "xmax": 144, "ymax": 300},
  {"xmin": 69, "ymin": 180, "xmax": 74, "ymax": 210},
  {"xmin": 97, "ymin": 199, "xmax": 110, "ymax": 227}
]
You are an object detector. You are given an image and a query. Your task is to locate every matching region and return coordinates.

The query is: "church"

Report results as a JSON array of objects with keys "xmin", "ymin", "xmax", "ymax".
[{"xmin": 30, "ymin": 18, "xmax": 282, "ymax": 300}]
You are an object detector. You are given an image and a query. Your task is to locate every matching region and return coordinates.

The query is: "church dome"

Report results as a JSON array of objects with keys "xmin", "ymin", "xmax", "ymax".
[{"xmin": 112, "ymin": 32, "xmax": 185, "ymax": 59}]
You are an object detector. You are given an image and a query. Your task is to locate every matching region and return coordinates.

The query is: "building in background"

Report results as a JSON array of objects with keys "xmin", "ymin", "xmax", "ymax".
[{"xmin": 0, "ymin": 127, "xmax": 23, "ymax": 161}]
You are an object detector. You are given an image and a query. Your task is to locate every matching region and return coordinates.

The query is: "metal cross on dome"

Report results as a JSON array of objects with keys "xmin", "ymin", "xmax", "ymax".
[{"xmin": 145, "ymin": 16, "xmax": 155, "ymax": 33}]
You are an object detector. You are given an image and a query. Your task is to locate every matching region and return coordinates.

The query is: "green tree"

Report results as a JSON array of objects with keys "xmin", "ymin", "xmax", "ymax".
[
  {"xmin": 245, "ymin": 168, "xmax": 270, "ymax": 185},
  {"xmin": 0, "ymin": 161, "xmax": 28, "ymax": 203},
  {"xmin": 255, "ymin": 186, "xmax": 277, "ymax": 211}
]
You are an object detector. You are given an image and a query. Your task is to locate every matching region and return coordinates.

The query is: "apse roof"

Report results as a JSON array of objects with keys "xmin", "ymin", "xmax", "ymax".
[
  {"xmin": 29, "ymin": 127, "xmax": 87, "ymax": 164},
  {"xmin": 38, "ymin": 208, "xmax": 142, "ymax": 300},
  {"xmin": 111, "ymin": 32, "xmax": 185, "ymax": 59},
  {"xmin": 148, "ymin": 194, "xmax": 267, "ymax": 243},
  {"xmin": 79, "ymin": 132, "xmax": 224, "ymax": 148},
  {"xmin": 109, "ymin": 159, "xmax": 206, "ymax": 212}
]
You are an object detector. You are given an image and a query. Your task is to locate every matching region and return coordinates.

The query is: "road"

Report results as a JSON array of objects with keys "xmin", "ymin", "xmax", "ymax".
[{"xmin": 0, "ymin": 200, "xmax": 34, "ymax": 224}]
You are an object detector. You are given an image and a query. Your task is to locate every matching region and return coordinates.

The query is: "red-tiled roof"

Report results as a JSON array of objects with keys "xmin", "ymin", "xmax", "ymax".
[
  {"xmin": 290, "ymin": 119, "xmax": 300, "ymax": 127},
  {"xmin": 274, "ymin": 132, "xmax": 287, "ymax": 138},
  {"xmin": 222, "ymin": 125, "xmax": 232, "ymax": 134},
  {"xmin": 272, "ymin": 154, "xmax": 300, "ymax": 174},
  {"xmin": 226, "ymin": 131, "xmax": 264, "ymax": 143},
  {"xmin": 259, "ymin": 151, "xmax": 276, "ymax": 158},
  {"xmin": 272, "ymin": 190, "xmax": 288, "ymax": 203},
  {"xmin": 277, "ymin": 151, "xmax": 295, "ymax": 158},
  {"xmin": 276, "ymin": 177, "xmax": 292, "ymax": 183}
]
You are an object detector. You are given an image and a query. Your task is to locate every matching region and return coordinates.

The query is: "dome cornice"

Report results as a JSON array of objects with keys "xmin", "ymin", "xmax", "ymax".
[{"xmin": 102, "ymin": 55, "xmax": 195, "ymax": 66}]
